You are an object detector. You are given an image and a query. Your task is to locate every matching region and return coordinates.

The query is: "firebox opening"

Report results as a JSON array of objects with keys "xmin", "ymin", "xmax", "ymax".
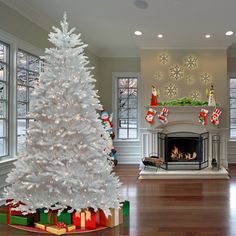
[{"xmin": 166, "ymin": 137, "xmax": 202, "ymax": 162}]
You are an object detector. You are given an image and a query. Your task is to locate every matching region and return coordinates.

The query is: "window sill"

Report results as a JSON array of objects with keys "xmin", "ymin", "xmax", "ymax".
[{"xmin": 0, "ymin": 157, "xmax": 17, "ymax": 165}]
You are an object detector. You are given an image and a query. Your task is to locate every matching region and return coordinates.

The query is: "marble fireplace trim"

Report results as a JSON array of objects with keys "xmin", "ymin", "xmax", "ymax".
[{"xmin": 140, "ymin": 107, "xmax": 228, "ymax": 168}]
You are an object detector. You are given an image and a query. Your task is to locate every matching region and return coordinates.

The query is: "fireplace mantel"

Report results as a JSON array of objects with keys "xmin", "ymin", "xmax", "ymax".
[{"xmin": 140, "ymin": 105, "xmax": 228, "ymax": 170}]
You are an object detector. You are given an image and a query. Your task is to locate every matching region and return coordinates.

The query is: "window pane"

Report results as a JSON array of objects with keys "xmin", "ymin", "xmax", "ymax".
[
  {"xmin": 129, "ymin": 99, "xmax": 137, "ymax": 108},
  {"xmin": 119, "ymin": 119, "xmax": 128, "ymax": 128},
  {"xmin": 230, "ymin": 88, "xmax": 236, "ymax": 98},
  {"xmin": 0, "ymin": 44, "xmax": 8, "ymax": 63},
  {"xmin": 0, "ymin": 101, "xmax": 6, "ymax": 118},
  {"xmin": 28, "ymin": 55, "xmax": 39, "ymax": 73},
  {"xmin": 230, "ymin": 79, "xmax": 236, "ymax": 89},
  {"xmin": 0, "ymin": 120, "xmax": 6, "ymax": 137},
  {"xmin": 231, "ymin": 109, "xmax": 236, "ymax": 118},
  {"xmin": 0, "ymin": 138, "xmax": 6, "ymax": 156},
  {"xmin": 230, "ymin": 119, "xmax": 236, "ymax": 129},
  {"xmin": 17, "ymin": 68, "xmax": 27, "ymax": 85},
  {"xmin": 0, "ymin": 63, "xmax": 8, "ymax": 81},
  {"xmin": 29, "ymin": 71, "xmax": 38, "ymax": 87},
  {"xmin": 118, "ymin": 129, "xmax": 127, "ymax": 139},
  {"xmin": 230, "ymin": 129, "xmax": 236, "ymax": 139},
  {"xmin": 230, "ymin": 99, "xmax": 236, "ymax": 108},
  {"xmin": 118, "ymin": 78, "xmax": 128, "ymax": 88},
  {"xmin": 0, "ymin": 81, "xmax": 6, "ymax": 99},
  {"xmin": 129, "ymin": 109, "xmax": 137, "ymax": 119},
  {"xmin": 119, "ymin": 89, "xmax": 128, "ymax": 98},
  {"xmin": 17, "ymin": 120, "xmax": 26, "ymax": 152},
  {"xmin": 17, "ymin": 86, "xmax": 27, "ymax": 102},
  {"xmin": 129, "ymin": 78, "xmax": 137, "ymax": 88},
  {"xmin": 129, "ymin": 88, "xmax": 137, "ymax": 97},
  {"xmin": 129, "ymin": 119, "xmax": 137, "ymax": 128},
  {"xmin": 119, "ymin": 98, "xmax": 128, "ymax": 108},
  {"xmin": 18, "ymin": 102, "xmax": 27, "ymax": 118},
  {"xmin": 17, "ymin": 51, "xmax": 27, "ymax": 69},
  {"xmin": 129, "ymin": 129, "xmax": 137, "ymax": 139},
  {"xmin": 119, "ymin": 108, "xmax": 128, "ymax": 118}
]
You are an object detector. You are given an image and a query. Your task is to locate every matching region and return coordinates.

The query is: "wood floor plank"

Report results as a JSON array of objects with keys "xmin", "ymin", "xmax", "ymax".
[{"xmin": 1, "ymin": 164, "xmax": 236, "ymax": 235}]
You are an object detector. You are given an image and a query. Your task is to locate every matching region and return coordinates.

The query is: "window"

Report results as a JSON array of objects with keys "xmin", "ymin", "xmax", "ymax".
[
  {"xmin": 17, "ymin": 50, "xmax": 40, "ymax": 152},
  {"xmin": 230, "ymin": 76, "xmax": 236, "ymax": 139},
  {"xmin": 117, "ymin": 76, "xmax": 138, "ymax": 139},
  {"xmin": 0, "ymin": 41, "xmax": 9, "ymax": 157}
]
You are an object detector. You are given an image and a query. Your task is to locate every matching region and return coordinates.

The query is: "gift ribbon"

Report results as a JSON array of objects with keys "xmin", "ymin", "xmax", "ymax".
[
  {"xmin": 47, "ymin": 210, "xmax": 57, "ymax": 224},
  {"xmin": 85, "ymin": 210, "xmax": 91, "ymax": 221},
  {"xmin": 56, "ymin": 222, "xmax": 66, "ymax": 229}
]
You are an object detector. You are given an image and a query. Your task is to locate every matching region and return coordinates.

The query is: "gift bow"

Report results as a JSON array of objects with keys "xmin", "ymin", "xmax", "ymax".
[{"xmin": 56, "ymin": 222, "xmax": 66, "ymax": 229}]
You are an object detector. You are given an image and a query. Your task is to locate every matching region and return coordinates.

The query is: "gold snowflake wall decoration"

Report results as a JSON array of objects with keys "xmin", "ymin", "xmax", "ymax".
[
  {"xmin": 200, "ymin": 72, "xmax": 212, "ymax": 85},
  {"xmin": 184, "ymin": 55, "xmax": 198, "ymax": 71},
  {"xmin": 153, "ymin": 71, "xmax": 164, "ymax": 81},
  {"xmin": 164, "ymin": 83, "xmax": 178, "ymax": 99},
  {"xmin": 158, "ymin": 52, "xmax": 170, "ymax": 65},
  {"xmin": 186, "ymin": 74, "xmax": 195, "ymax": 85},
  {"xmin": 190, "ymin": 90, "xmax": 201, "ymax": 101},
  {"xmin": 169, "ymin": 64, "xmax": 184, "ymax": 81}
]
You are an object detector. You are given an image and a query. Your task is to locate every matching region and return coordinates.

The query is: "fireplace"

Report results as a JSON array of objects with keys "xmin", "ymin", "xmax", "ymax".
[{"xmin": 158, "ymin": 132, "xmax": 209, "ymax": 170}]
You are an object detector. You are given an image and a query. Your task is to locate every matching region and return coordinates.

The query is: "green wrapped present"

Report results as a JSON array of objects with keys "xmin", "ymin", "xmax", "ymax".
[
  {"xmin": 122, "ymin": 201, "xmax": 130, "ymax": 217},
  {"xmin": 10, "ymin": 215, "xmax": 34, "ymax": 226},
  {"xmin": 39, "ymin": 210, "xmax": 71, "ymax": 225},
  {"xmin": 0, "ymin": 213, "xmax": 7, "ymax": 224},
  {"xmin": 0, "ymin": 213, "xmax": 33, "ymax": 226}
]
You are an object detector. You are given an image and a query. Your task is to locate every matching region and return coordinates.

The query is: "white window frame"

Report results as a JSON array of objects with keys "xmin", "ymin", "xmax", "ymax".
[
  {"xmin": 0, "ymin": 29, "xmax": 43, "ymax": 161},
  {"xmin": 112, "ymin": 72, "xmax": 140, "ymax": 141},
  {"xmin": 229, "ymin": 72, "xmax": 236, "ymax": 140}
]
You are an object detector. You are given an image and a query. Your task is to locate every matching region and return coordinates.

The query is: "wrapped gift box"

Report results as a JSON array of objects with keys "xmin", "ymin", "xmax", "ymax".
[
  {"xmin": 35, "ymin": 222, "xmax": 76, "ymax": 235},
  {"xmin": 98, "ymin": 208, "xmax": 123, "ymax": 227},
  {"xmin": 0, "ymin": 212, "xmax": 33, "ymax": 226},
  {"xmin": 122, "ymin": 201, "xmax": 130, "ymax": 217},
  {"xmin": 72, "ymin": 210, "xmax": 96, "ymax": 229},
  {"xmin": 39, "ymin": 210, "xmax": 71, "ymax": 225}
]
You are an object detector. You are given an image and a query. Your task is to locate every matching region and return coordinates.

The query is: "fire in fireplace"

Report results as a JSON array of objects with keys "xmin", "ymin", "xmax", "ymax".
[{"xmin": 165, "ymin": 135, "xmax": 203, "ymax": 163}]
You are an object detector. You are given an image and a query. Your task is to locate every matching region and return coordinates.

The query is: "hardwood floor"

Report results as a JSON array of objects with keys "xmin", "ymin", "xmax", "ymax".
[{"xmin": 1, "ymin": 164, "xmax": 236, "ymax": 236}]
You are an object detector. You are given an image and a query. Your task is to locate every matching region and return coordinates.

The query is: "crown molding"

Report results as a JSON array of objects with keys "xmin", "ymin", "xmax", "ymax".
[
  {"xmin": 0, "ymin": 0, "xmax": 52, "ymax": 32},
  {"xmin": 140, "ymin": 46, "xmax": 228, "ymax": 50}
]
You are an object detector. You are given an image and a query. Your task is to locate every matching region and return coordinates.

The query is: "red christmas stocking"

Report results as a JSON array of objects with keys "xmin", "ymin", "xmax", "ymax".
[
  {"xmin": 198, "ymin": 109, "xmax": 208, "ymax": 125},
  {"xmin": 158, "ymin": 108, "xmax": 169, "ymax": 124},
  {"xmin": 145, "ymin": 108, "xmax": 157, "ymax": 125},
  {"xmin": 210, "ymin": 108, "xmax": 221, "ymax": 126}
]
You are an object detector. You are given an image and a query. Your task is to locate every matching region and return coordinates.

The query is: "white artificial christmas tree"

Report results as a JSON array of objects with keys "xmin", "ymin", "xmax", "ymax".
[{"xmin": 4, "ymin": 14, "xmax": 121, "ymax": 215}]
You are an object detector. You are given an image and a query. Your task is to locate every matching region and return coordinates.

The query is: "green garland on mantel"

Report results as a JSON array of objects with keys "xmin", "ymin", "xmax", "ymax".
[{"xmin": 152, "ymin": 97, "xmax": 219, "ymax": 106}]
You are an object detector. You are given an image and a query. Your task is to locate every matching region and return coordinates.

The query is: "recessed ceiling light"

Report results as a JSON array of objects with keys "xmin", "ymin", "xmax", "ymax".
[
  {"xmin": 205, "ymin": 34, "xmax": 211, "ymax": 39},
  {"xmin": 225, "ymin": 31, "xmax": 234, "ymax": 36},
  {"xmin": 158, "ymin": 34, "xmax": 163, "ymax": 38},
  {"xmin": 134, "ymin": 31, "xmax": 142, "ymax": 36},
  {"xmin": 134, "ymin": 0, "xmax": 148, "ymax": 9}
]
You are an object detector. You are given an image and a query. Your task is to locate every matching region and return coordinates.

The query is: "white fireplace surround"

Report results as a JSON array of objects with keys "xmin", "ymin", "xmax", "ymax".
[{"xmin": 140, "ymin": 106, "xmax": 228, "ymax": 169}]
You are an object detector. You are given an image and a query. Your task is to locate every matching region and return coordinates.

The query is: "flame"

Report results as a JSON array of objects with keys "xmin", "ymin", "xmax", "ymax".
[{"xmin": 170, "ymin": 145, "xmax": 197, "ymax": 161}]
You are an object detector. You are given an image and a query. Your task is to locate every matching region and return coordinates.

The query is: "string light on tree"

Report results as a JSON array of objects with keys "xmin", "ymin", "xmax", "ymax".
[
  {"xmin": 169, "ymin": 64, "xmax": 184, "ymax": 81},
  {"xmin": 164, "ymin": 83, "xmax": 178, "ymax": 99},
  {"xmin": 3, "ymin": 13, "xmax": 121, "ymax": 216},
  {"xmin": 200, "ymin": 72, "xmax": 212, "ymax": 85},
  {"xmin": 158, "ymin": 52, "xmax": 170, "ymax": 65},
  {"xmin": 183, "ymin": 55, "xmax": 198, "ymax": 71}
]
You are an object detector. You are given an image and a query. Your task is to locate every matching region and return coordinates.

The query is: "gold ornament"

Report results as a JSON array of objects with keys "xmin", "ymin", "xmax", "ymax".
[{"xmin": 169, "ymin": 64, "xmax": 184, "ymax": 81}]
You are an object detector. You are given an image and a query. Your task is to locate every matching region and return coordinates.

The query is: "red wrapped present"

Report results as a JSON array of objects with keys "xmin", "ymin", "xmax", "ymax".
[{"xmin": 72, "ymin": 210, "xmax": 96, "ymax": 229}]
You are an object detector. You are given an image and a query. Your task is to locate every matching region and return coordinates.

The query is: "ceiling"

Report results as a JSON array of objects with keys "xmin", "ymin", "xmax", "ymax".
[{"xmin": 2, "ymin": 0, "xmax": 236, "ymax": 57}]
